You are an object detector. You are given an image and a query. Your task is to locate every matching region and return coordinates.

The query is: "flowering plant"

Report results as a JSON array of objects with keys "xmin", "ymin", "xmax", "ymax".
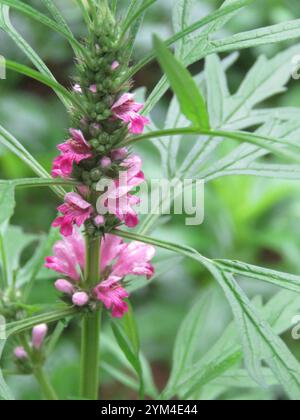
[{"xmin": 1, "ymin": 0, "xmax": 300, "ymax": 401}]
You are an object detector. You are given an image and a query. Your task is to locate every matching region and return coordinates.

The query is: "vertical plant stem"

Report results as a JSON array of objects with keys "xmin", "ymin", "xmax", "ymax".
[
  {"xmin": 80, "ymin": 235, "xmax": 102, "ymax": 400},
  {"xmin": 33, "ymin": 366, "xmax": 58, "ymax": 401},
  {"xmin": 0, "ymin": 233, "xmax": 8, "ymax": 290}
]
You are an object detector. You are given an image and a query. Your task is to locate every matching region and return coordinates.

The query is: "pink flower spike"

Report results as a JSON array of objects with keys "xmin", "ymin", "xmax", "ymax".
[
  {"xmin": 94, "ymin": 278, "xmax": 129, "ymax": 318},
  {"xmin": 14, "ymin": 346, "xmax": 28, "ymax": 360},
  {"xmin": 89, "ymin": 84, "xmax": 97, "ymax": 93},
  {"xmin": 72, "ymin": 291, "xmax": 89, "ymax": 307},
  {"xmin": 111, "ymin": 61, "xmax": 120, "ymax": 70},
  {"xmin": 73, "ymin": 84, "xmax": 82, "ymax": 93},
  {"xmin": 52, "ymin": 192, "xmax": 93, "ymax": 237},
  {"xmin": 32, "ymin": 324, "xmax": 48, "ymax": 350},
  {"xmin": 55, "ymin": 279, "xmax": 75, "ymax": 295},
  {"xmin": 111, "ymin": 93, "xmax": 150, "ymax": 134},
  {"xmin": 101, "ymin": 157, "xmax": 112, "ymax": 169}
]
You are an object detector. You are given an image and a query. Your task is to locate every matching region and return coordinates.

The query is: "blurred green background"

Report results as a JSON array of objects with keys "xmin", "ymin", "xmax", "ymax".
[{"xmin": 1, "ymin": 0, "xmax": 300, "ymax": 400}]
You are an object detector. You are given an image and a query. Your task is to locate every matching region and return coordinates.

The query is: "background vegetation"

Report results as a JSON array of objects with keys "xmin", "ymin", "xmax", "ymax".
[{"xmin": 1, "ymin": 0, "xmax": 300, "ymax": 400}]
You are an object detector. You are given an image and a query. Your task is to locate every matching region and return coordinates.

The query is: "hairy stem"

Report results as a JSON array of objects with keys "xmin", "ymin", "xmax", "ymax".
[{"xmin": 80, "ymin": 235, "xmax": 102, "ymax": 400}]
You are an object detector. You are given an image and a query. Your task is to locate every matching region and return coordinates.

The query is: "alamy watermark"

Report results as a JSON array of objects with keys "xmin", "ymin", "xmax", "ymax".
[
  {"xmin": 291, "ymin": 315, "xmax": 300, "ymax": 340},
  {"xmin": 96, "ymin": 176, "xmax": 205, "ymax": 226}
]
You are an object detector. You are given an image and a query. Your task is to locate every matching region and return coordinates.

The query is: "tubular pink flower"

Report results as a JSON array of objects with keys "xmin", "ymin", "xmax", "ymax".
[
  {"xmin": 111, "ymin": 61, "xmax": 120, "ymax": 70},
  {"xmin": 94, "ymin": 278, "xmax": 129, "ymax": 318},
  {"xmin": 52, "ymin": 129, "xmax": 92, "ymax": 179},
  {"xmin": 45, "ymin": 229, "xmax": 85, "ymax": 281},
  {"xmin": 100, "ymin": 155, "xmax": 145, "ymax": 227},
  {"xmin": 100, "ymin": 157, "xmax": 112, "ymax": 169},
  {"xmin": 112, "ymin": 93, "xmax": 150, "ymax": 134},
  {"xmin": 111, "ymin": 241, "xmax": 155, "ymax": 279},
  {"xmin": 14, "ymin": 346, "xmax": 28, "ymax": 360},
  {"xmin": 55, "ymin": 279, "xmax": 75, "ymax": 295},
  {"xmin": 32, "ymin": 324, "xmax": 48, "ymax": 350},
  {"xmin": 94, "ymin": 215, "xmax": 105, "ymax": 226},
  {"xmin": 89, "ymin": 84, "xmax": 97, "ymax": 93},
  {"xmin": 73, "ymin": 84, "xmax": 82, "ymax": 93},
  {"xmin": 46, "ymin": 232, "xmax": 155, "ymax": 318},
  {"xmin": 52, "ymin": 192, "xmax": 93, "ymax": 237},
  {"xmin": 72, "ymin": 292, "xmax": 89, "ymax": 307},
  {"xmin": 111, "ymin": 148, "xmax": 128, "ymax": 161}
]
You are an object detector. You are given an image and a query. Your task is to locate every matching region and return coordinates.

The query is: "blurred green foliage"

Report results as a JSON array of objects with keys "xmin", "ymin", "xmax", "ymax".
[{"xmin": 1, "ymin": 0, "xmax": 300, "ymax": 400}]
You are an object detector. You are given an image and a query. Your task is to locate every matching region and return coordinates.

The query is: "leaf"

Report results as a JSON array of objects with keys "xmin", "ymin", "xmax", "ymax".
[
  {"xmin": 19, "ymin": 227, "xmax": 59, "ymax": 299},
  {"xmin": 0, "ymin": 125, "xmax": 65, "ymax": 198},
  {"xmin": 114, "ymin": 230, "xmax": 300, "ymax": 400},
  {"xmin": 0, "ymin": 5, "xmax": 70, "ymax": 109},
  {"xmin": 205, "ymin": 54, "xmax": 230, "ymax": 128},
  {"xmin": 166, "ymin": 287, "xmax": 217, "ymax": 391},
  {"xmin": 111, "ymin": 322, "xmax": 143, "ymax": 387},
  {"xmin": 153, "ymin": 35, "xmax": 210, "ymax": 129},
  {"xmin": 129, "ymin": 0, "xmax": 255, "ymax": 79},
  {"xmin": 0, "ymin": 182, "xmax": 15, "ymax": 228},
  {"xmin": 129, "ymin": 127, "xmax": 300, "ymax": 164},
  {"xmin": 6, "ymin": 306, "xmax": 77, "ymax": 337},
  {"xmin": 209, "ymin": 19, "xmax": 300, "ymax": 55},
  {"xmin": 0, "ymin": 0, "xmax": 85, "ymax": 56},
  {"xmin": 174, "ymin": 290, "xmax": 300, "ymax": 399},
  {"xmin": 172, "ymin": 0, "xmax": 195, "ymax": 59},
  {"xmin": 40, "ymin": 0, "xmax": 73, "ymax": 35},
  {"xmin": 101, "ymin": 333, "xmax": 158, "ymax": 398},
  {"xmin": 0, "ymin": 342, "xmax": 14, "ymax": 400},
  {"xmin": 216, "ymin": 259, "xmax": 300, "ymax": 294},
  {"xmin": 121, "ymin": 0, "xmax": 157, "ymax": 38},
  {"xmin": 212, "ymin": 269, "xmax": 300, "ymax": 400},
  {"xmin": 5, "ymin": 60, "xmax": 83, "ymax": 112},
  {"xmin": 112, "ymin": 305, "xmax": 145, "ymax": 398}
]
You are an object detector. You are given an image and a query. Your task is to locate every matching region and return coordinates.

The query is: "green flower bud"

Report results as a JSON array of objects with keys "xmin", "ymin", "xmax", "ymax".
[
  {"xmin": 89, "ymin": 138, "xmax": 100, "ymax": 148},
  {"xmin": 90, "ymin": 168, "xmax": 102, "ymax": 181}
]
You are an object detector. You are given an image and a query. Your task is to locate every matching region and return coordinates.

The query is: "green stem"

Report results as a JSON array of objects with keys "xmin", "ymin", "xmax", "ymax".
[
  {"xmin": 19, "ymin": 335, "xmax": 58, "ymax": 401},
  {"xmin": 33, "ymin": 366, "xmax": 58, "ymax": 401},
  {"xmin": 0, "ymin": 233, "xmax": 8, "ymax": 290},
  {"xmin": 80, "ymin": 235, "xmax": 102, "ymax": 400}
]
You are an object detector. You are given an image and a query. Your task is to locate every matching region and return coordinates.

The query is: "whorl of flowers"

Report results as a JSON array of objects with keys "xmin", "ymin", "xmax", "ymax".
[{"xmin": 46, "ymin": 5, "xmax": 154, "ymax": 318}]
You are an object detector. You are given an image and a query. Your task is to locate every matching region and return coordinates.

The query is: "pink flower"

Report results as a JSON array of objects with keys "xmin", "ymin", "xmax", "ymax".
[
  {"xmin": 94, "ymin": 237, "xmax": 155, "ymax": 317},
  {"xmin": 52, "ymin": 129, "xmax": 92, "ymax": 179},
  {"xmin": 100, "ymin": 157, "xmax": 112, "ymax": 169},
  {"xmin": 32, "ymin": 324, "xmax": 48, "ymax": 350},
  {"xmin": 110, "ymin": 241, "xmax": 155, "ymax": 279},
  {"xmin": 46, "ymin": 232, "xmax": 155, "ymax": 318},
  {"xmin": 94, "ymin": 278, "xmax": 129, "ymax": 318},
  {"xmin": 111, "ymin": 148, "xmax": 128, "ymax": 161},
  {"xmin": 112, "ymin": 93, "xmax": 150, "ymax": 134},
  {"xmin": 14, "ymin": 347, "xmax": 28, "ymax": 360},
  {"xmin": 73, "ymin": 84, "xmax": 82, "ymax": 93},
  {"xmin": 52, "ymin": 192, "xmax": 93, "ymax": 237},
  {"xmin": 45, "ymin": 229, "xmax": 85, "ymax": 281},
  {"xmin": 55, "ymin": 279, "xmax": 75, "ymax": 295},
  {"xmin": 111, "ymin": 61, "xmax": 120, "ymax": 70},
  {"xmin": 72, "ymin": 292, "xmax": 89, "ymax": 307},
  {"xmin": 100, "ymin": 155, "xmax": 145, "ymax": 227},
  {"xmin": 89, "ymin": 84, "xmax": 97, "ymax": 93}
]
